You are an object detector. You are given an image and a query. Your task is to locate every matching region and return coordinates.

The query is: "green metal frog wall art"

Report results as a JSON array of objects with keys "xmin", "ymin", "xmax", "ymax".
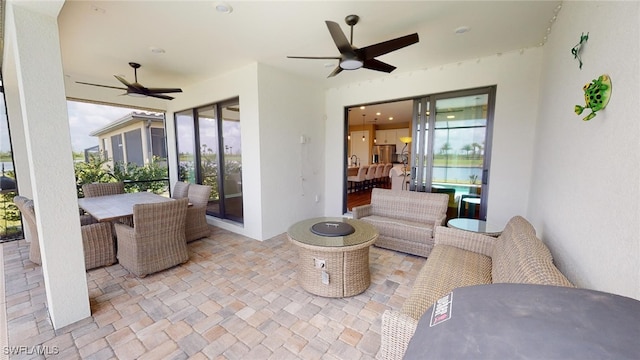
[{"xmin": 575, "ymin": 74, "xmax": 612, "ymax": 121}]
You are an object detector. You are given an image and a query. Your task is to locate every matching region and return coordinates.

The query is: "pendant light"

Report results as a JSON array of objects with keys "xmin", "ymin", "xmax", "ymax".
[
  {"xmin": 362, "ymin": 114, "xmax": 366, "ymax": 142},
  {"xmin": 373, "ymin": 117, "xmax": 377, "ymax": 143}
]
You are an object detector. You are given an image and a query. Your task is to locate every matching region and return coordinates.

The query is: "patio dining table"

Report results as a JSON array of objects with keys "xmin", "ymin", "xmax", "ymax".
[{"xmin": 78, "ymin": 192, "xmax": 173, "ymax": 222}]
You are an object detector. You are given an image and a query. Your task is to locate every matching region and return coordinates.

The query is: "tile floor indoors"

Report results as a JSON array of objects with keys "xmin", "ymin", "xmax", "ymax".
[{"xmin": 1, "ymin": 226, "xmax": 426, "ymax": 359}]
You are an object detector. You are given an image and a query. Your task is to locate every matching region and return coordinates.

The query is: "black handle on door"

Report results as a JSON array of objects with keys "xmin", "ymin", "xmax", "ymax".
[{"xmin": 482, "ymin": 169, "xmax": 488, "ymax": 185}]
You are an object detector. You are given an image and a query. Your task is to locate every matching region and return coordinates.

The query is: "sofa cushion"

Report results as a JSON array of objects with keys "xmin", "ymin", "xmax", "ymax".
[
  {"xmin": 493, "ymin": 231, "xmax": 573, "ymax": 287},
  {"xmin": 370, "ymin": 188, "xmax": 448, "ymax": 225},
  {"xmin": 401, "ymin": 245, "xmax": 492, "ymax": 320},
  {"xmin": 498, "ymin": 215, "xmax": 537, "ymax": 240},
  {"xmin": 361, "ymin": 215, "xmax": 433, "ymax": 243}
]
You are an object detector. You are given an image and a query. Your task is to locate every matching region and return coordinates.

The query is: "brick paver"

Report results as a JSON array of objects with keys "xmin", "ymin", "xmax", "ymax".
[{"xmin": 2, "ymin": 226, "xmax": 425, "ymax": 358}]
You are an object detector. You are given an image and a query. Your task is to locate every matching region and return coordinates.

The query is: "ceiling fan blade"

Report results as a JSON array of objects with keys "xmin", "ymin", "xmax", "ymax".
[
  {"xmin": 75, "ymin": 81, "xmax": 127, "ymax": 91},
  {"xmin": 287, "ymin": 56, "xmax": 341, "ymax": 60},
  {"xmin": 145, "ymin": 87, "xmax": 183, "ymax": 94},
  {"xmin": 362, "ymin": 58, "xmax": 396, "ymax": 73},
  {"xmin": 327, "ymin": 66, "xmax": 343, "ymax": 78},
  {"xmin": 147, "ymin": 93, "xmax": 175, "ymax": 100},
  {"xmin": 114, "ymin": 75, "xmax": 132, "ymax": 87},
  {"xmin": 325, "ymin": 20, "xmax": 356, "ymax": 55},
  {"xmin": 358, "ymin": 33, "xmax": 419, "ymax": 60}
]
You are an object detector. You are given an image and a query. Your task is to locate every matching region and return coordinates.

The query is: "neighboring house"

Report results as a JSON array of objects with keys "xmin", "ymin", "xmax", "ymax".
[{"xmin": 89, "ymin": 112, "xmax": 166, "ymax": 168}]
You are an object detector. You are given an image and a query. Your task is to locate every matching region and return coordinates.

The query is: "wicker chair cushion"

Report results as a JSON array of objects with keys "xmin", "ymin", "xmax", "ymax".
[
  {"xmin": 370, "ymin": 189, "xmax": 448, "ymax": 225},
  {"xmin": 401, "ymin": 245, "xmax": 492, "ymax": 320},
  {"xmin": 361, "ymin": 215, "xmax": 434, "ymax": 243}
]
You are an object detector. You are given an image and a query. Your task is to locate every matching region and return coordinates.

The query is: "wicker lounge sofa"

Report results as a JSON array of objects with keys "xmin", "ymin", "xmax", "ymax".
[
  {"xmin": 379, "ymin": 215, "xmax": 574, "ymax": 359},
  {"xmin": 352, "ymin": 188, "xmax": 449, "ymax": 257}
]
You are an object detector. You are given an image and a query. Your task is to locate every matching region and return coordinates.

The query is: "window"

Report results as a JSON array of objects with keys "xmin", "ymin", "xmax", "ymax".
[{"xmin": 175, "ymin": 98, "xmax": 242, "ymax": 223}]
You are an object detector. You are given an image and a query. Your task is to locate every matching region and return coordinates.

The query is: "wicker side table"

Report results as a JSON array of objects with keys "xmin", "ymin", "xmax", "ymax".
[{"xmin": 287, "ymin": 217, "xmax": 378, "ymax": 298}]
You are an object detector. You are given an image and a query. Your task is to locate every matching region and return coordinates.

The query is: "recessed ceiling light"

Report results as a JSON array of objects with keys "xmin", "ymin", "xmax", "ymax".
[
  {"xmin": 376, "ymin": 112, "xmax": 381, "ymax": 116},
  {"xmin": 455, "ymin": 26, "xmax": 471, "ymax": 34},
  {"xmin": 360, "ymin": 106, "xmax": 365, "ymax": 110},
  {"xmin": 149, "ymin": 47, "xmax": 165, "ymax": 54},
  {"xmin": 388, "ymin": 117, "xmax": 393, "ymax": 121},
  {"xmin": 215, "ymin": 2, "xmax": 233, "ymax": 14},
  {"xmin": 447, "ymin": 115, "xmax": 455, "ymax": 119}
]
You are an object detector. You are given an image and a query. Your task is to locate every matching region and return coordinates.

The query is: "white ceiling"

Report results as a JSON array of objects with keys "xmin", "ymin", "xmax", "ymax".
[{"xmin": 58, "ymin": 0, "xmax": 563, "ymax": 97}]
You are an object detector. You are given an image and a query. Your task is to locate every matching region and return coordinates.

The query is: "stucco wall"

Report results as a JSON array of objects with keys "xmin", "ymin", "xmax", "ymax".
[{"xmin": 528, "ymin": 1, "xmax": 640, "ymax": 299}]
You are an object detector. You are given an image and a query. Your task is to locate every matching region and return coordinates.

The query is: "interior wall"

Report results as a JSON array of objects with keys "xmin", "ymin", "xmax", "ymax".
[
  {"xmin": 256, "ymin": 64, "xmax": 325, "ymax": 240},
  {"xmin": 325, "ymin": 48, "xmax": 544, "ymax": 227},
  {"xmin": 528, "ymin": 1, "xmax": 640, "ymax": 299}
]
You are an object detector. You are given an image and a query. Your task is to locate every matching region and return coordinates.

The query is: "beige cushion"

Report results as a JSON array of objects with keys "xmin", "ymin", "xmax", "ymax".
[
  {"xmin": 361, "ymin": 215, "xmax": 433, "ymax": 243},
  {"xmin": 493, "ymin": 231, "xmax": 573, "ymax": 287},
  {"xmin": 401, "ymin": 245, "xmax": 492, "ymax": 320},
  {"xmin": 370, "ymin": 188, "xmax": 448, "ymax": 225}
]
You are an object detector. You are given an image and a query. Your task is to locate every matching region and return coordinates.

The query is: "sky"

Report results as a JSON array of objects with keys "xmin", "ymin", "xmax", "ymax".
[{"xmin": 67, "ymin": 101, "xmax": 137, "ymax": 152}]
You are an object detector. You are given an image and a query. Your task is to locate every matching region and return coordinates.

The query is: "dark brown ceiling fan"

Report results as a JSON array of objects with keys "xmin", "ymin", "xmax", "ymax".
[
  {"xmin": 288, "ymin": 15, "xmax": 419, "ymax": 77},
  {"xmin": 76, "ymin": 62, "xmax": 182, "ymax": 100}
]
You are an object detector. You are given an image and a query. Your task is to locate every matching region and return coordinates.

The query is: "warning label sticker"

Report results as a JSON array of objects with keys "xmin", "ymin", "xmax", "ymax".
[{"xmin": 429, "ymin": 292, "xmax": 453, "ymax": 327}]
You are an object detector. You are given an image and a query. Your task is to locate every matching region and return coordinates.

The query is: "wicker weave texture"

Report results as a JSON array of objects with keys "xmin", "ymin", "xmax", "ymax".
[
  {"xmin": 13, "ymin": 196, "xmax": 41, "ymax": 265},
  {"xmin": 353, "ymin": 189, "xmax": 448, "ymax": 257},
  {"xmin": 492, "ymin": 231, "xmax": 573, "ymax": 286},
  {"xmin": 380, "ymin": 310, "xmax": 419, "ymax": 360},
  {"xmin": 115, "ymin": 198, "xmax": 189, "ymax": 277},
  {"xmin": 81, "ymin": 222, "xmax": 116, "ymax": 270},
  {"xmin": 380, "ymin": 215, "xmax": 575, "ymax": 359},
  {"xmin": 82, "ymin": 182, "xmax": 125, "ymax": 197},
  {"xmin": 369, "ymin": 188, "xmax": 448, "ymax": 225},
  {"xmin": 14, "ymin": 195, "xmax": 116, "ymax": 270},
  {"xmin": 434, "ymin": 225, "xmax": 496, "ymax": 257},
  {"xmin": 288, "ymin": 234, "xmax": 376, "ymax": 298},
  {"xmin": 186, "ymin": 184, "xmax": 212, "ymax": 242},
  {"xmin": 401, "ymin": 245, "xmax": 492, "ymax": 319},
  {"xmin": 171, "ymin": 181, "xmax": 190, "ymax": 199}
]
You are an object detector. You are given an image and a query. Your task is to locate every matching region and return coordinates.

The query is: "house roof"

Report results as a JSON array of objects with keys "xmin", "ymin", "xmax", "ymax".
[{"xmin": 89, "ymin": 112, "xmax": 164, "ymax": 137}]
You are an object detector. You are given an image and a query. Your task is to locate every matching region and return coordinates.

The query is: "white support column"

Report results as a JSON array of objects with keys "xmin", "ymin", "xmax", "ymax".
[{"xmin": 4, "ymin": 1, "xmax": 90, "ymax": 329}]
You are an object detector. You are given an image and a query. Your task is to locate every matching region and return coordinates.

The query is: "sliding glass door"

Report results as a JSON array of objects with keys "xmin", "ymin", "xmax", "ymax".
[
  {"xmin": 175, "ymin": 98, "xmax": 243, "ymax": 223},
  {"xmin": 411, "ymin": 87, "xmax": 495, "ymax": 219}
]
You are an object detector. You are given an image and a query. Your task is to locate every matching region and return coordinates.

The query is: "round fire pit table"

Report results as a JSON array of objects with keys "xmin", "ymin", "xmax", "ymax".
[{"xmin": 287, "ymin": 217, "xmax": 378, "ymax": 298}]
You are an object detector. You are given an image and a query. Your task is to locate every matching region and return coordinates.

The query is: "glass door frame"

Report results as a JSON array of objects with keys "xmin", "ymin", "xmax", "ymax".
[
  {"xmin": 411, "ymin": 86, "xmax": 496, "ymax": 220},
  {"xmin": 174, "ymin": 97, "xmax": 243, "ymax": 223}
]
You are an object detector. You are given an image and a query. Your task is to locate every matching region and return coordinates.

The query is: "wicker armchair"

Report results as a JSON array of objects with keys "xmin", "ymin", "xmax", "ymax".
[
  {"xmin": 114, "ymin": 198, "xmax": 189, "ymax": 277},
  {"xmin": 82, "ymin": 182, "xmax": 125, "ymax": 197},
  {"xmin": 13, "ymin": 195, "xmax": 116, "ymax": 270},
  {"xmin": 171, "ymin": 181, "xmax": 190, "ymax": 199},
  {"xmin": 186, "ymin": 184, "xmax": 212, "ymax": 242}
]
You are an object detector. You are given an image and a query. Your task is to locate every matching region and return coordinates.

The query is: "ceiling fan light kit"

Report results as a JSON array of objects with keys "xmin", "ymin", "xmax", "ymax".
[
  {"xmin": 287, "ymin": 14, "xmax": 419, "ymax": 77},
  {"xmin": 76, "ymin": 62, "xmax": 182, "ymax": 100}
]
